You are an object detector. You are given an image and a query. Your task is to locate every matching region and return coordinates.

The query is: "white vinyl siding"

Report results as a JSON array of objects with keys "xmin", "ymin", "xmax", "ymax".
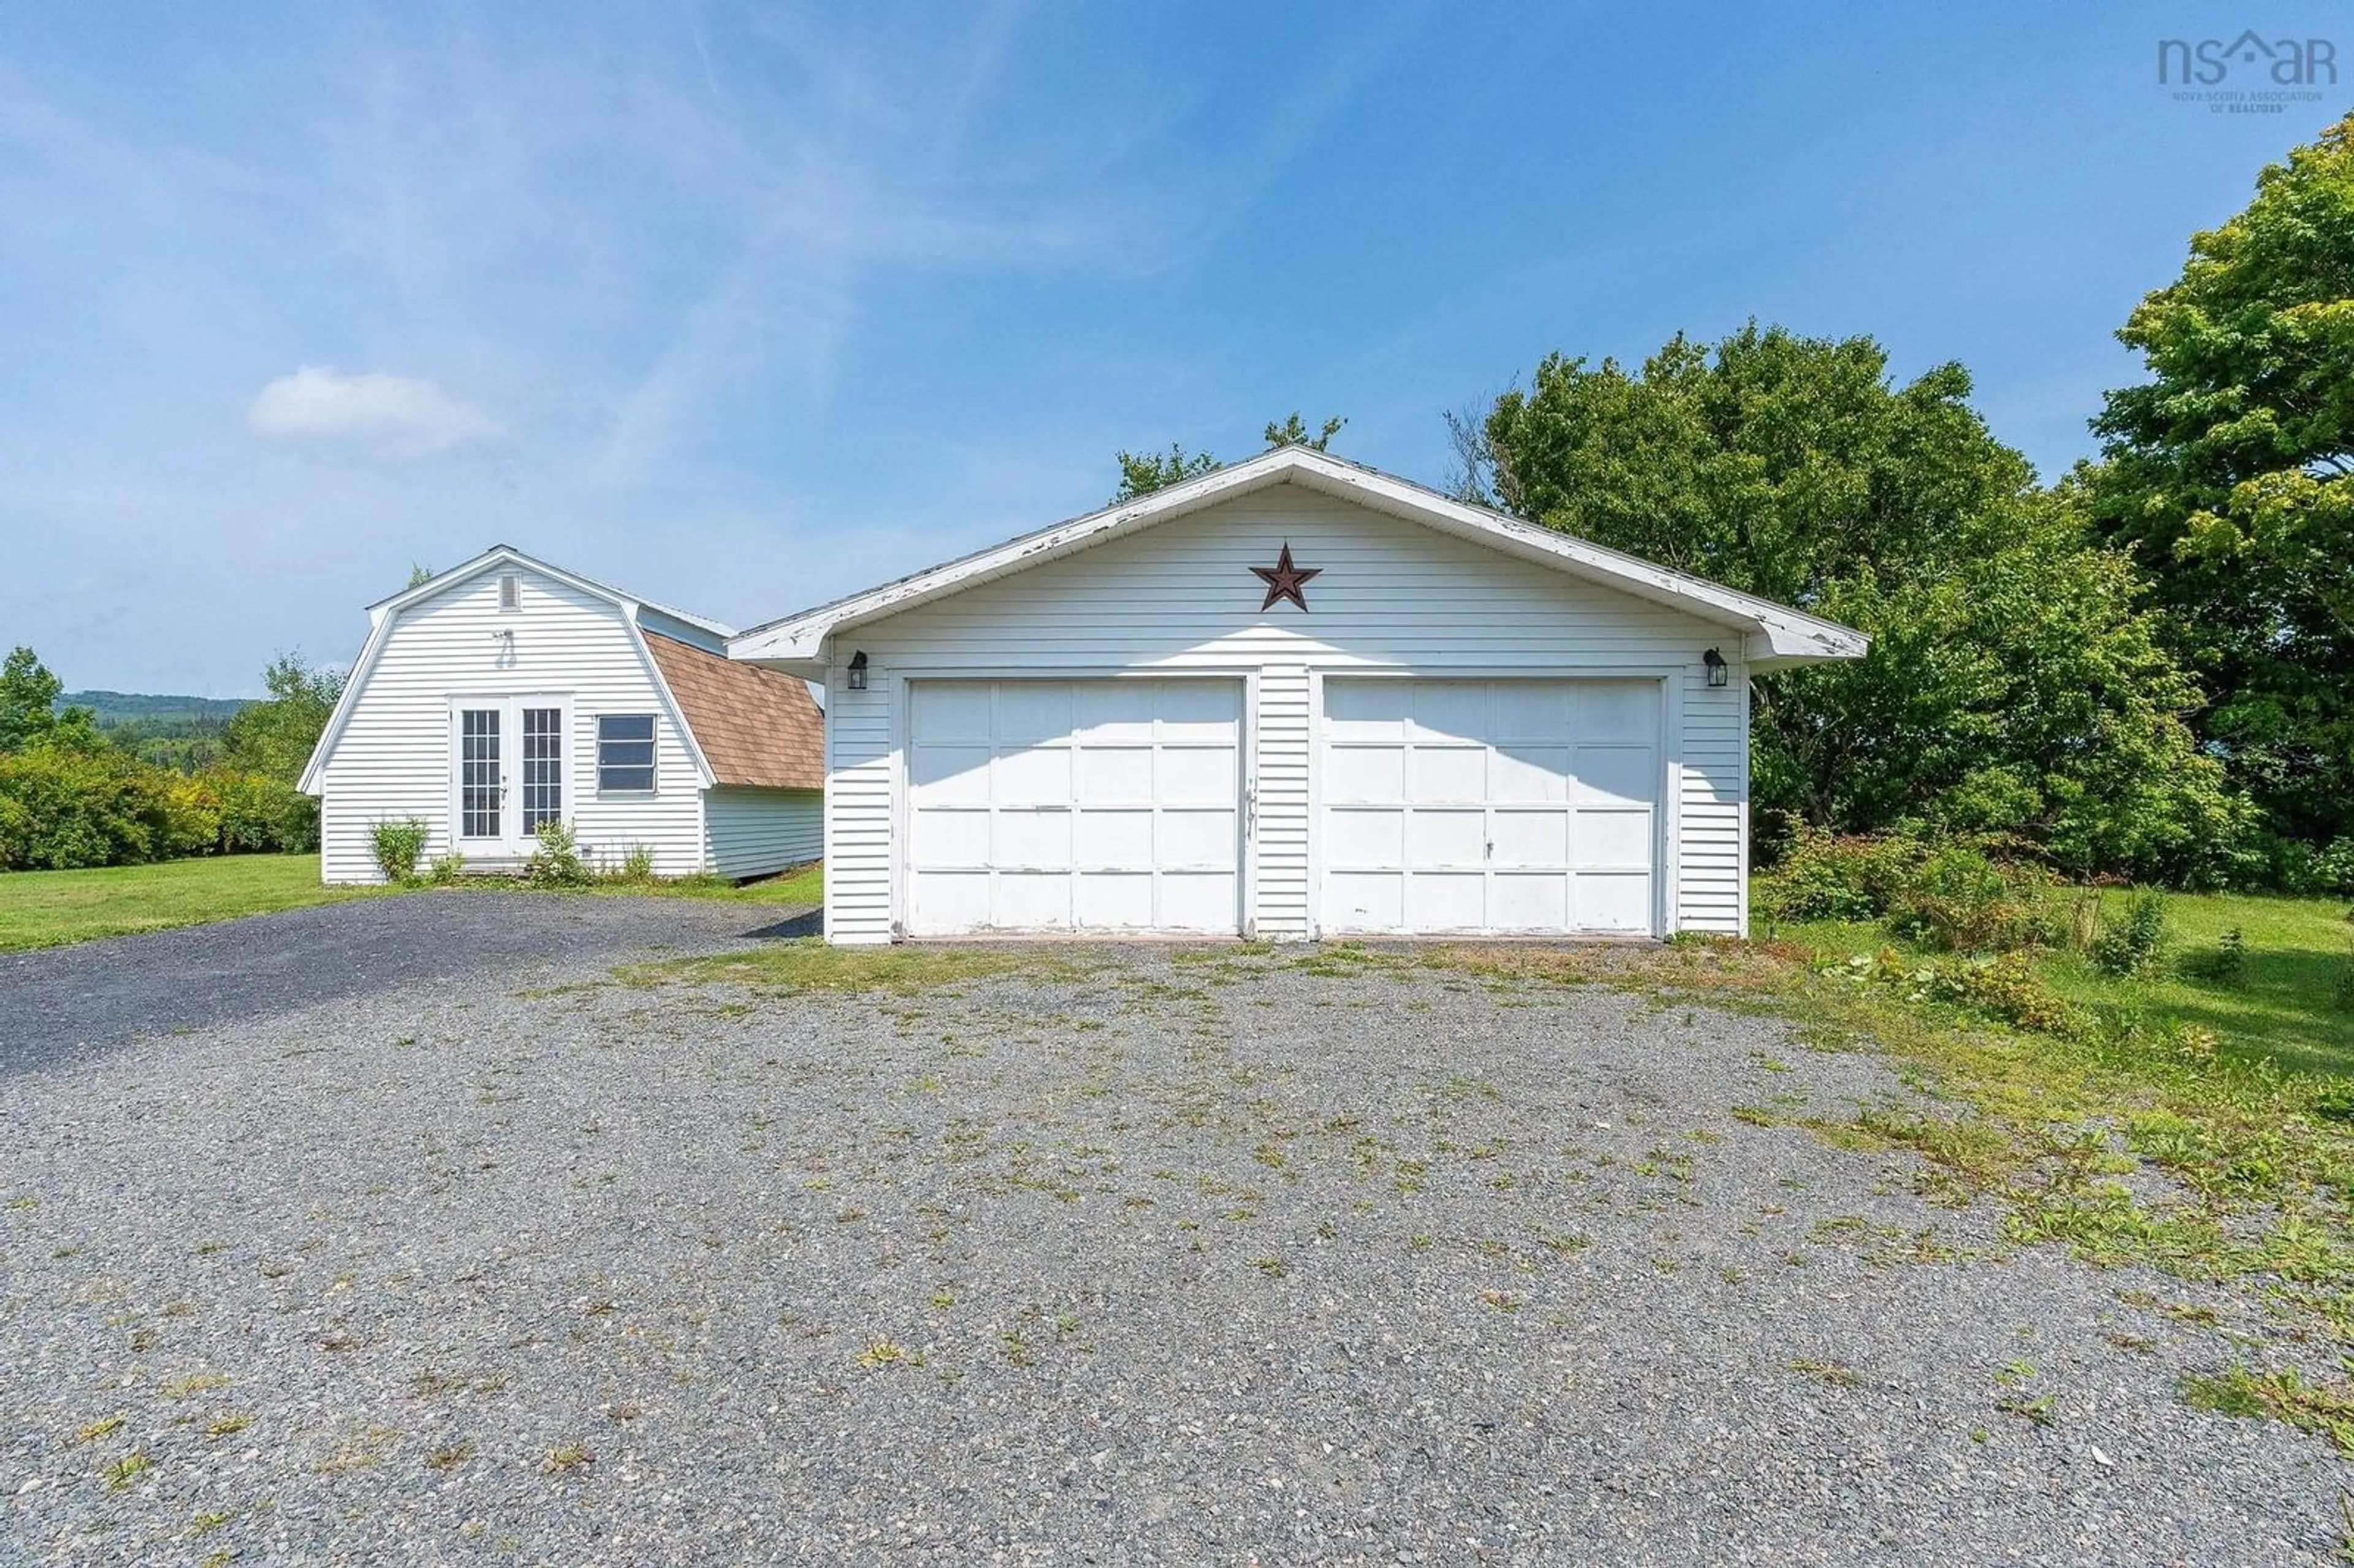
[
  {"xmin": 313, "ymin": 567, "xmax": 705, "ymax": 881},
  {"xmin": 703, "ymin": 788, "xmax": 823, "ymax": 881},
  {"xmin": 820, "ymin": 489, "xmax": 1749, "ymax": 942}
]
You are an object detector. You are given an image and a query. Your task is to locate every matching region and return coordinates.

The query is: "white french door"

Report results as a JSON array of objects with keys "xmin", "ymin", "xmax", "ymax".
[{"xmin": 451, "ymin": 697, "xmax": 569, "ymax": 856}]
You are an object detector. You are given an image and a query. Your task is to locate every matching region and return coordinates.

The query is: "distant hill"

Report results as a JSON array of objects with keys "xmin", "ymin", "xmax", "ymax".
[{"xmin": 61, "ymin": 690, "xmax": 249, "ymax": 731}]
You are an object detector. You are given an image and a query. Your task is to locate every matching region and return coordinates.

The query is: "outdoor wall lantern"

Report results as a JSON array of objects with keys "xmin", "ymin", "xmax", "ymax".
[
  {"xmin": 1702, "ymin": 647, "xmax": 1729, "ymax": 687},
  {"xmin": 846, "ymin": 650, "xmax": 869, "ymax": 691}
]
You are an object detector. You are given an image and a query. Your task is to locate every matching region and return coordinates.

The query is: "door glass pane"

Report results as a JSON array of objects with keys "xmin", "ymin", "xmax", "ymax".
[
  {"xmin": 460, "ymin": 709, "xmax": 501, "ymax": 838},
  {"xmin": 520, "ymin": 707, "xmax": 563, "ymax": 833}
]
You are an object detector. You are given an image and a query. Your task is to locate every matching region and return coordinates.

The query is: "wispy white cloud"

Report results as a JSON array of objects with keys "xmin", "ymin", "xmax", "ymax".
[{"xmin": 248, "ymin": 366, "xmax": 505, "ymax": 458}]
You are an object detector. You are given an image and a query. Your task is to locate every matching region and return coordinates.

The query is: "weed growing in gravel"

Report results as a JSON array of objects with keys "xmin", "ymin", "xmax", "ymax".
[
  {"xmin": 855, "ymin": 1339, "xmax": 912, "ymax": 1369},
  {"xmin": 2179, "ymin": 1366, "xmax": 2354, "ymax": 1453},
  {"xmin": 161, "ymin": 1371, "xmax": 229, "ymax": 1399},
  {"xmin": 203, "ymin": 1414, "xmax": 251, "ymax": 1438},
  {"xmin": 189, "ymin": 1510, "xmax": 231, "ymax": 1534},
  {"xmin": 1789, "ymin": 1358, "xmax": 1861, "ymax": 1388},
  {"xmin": 541, "ymin": 1444, "xmax": 594, "ymax": 1475},
  {"xmin": 425, "ymin": 1442, "xmax": 476, "ymax": 1471},
  {"xmin": 99, "ymin": 1452, "xmax": 150, "ymax": 1491}
]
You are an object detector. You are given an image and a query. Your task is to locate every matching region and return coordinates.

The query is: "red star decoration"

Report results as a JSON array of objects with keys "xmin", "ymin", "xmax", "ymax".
[{"xmin": 1250, "ymin": 541, "xmax": 1320, "ymax": 612}]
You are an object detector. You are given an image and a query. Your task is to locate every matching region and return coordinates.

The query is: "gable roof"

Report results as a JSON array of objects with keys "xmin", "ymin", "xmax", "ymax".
[
  {"xmin": 298, "ymin": 546, "xmax": 820, "ymax": 797},
  {"xmin": 728, "ymin": 446, "xmax": 1868, "ymax": 673},
  {"xmin": 642, "ymin": 632, "xmax": 824, "ymax": 790}
]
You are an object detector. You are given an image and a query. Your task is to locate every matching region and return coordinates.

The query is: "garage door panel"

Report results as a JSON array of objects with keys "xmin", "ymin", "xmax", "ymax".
[
  {"xmin": 910, "ymin": 743, "xmax": 992, "ymax": 798},
  {"xmin": 1491, "ymin": 872, "xmax": 1570, "ymax": 931},
  {"xmin": 913, "ymin": 682, "xmax": 993, "ymax": 739},
  {"xmin": 1324, "ymin": 680, "xmax": 1410, "ymax": 738},
  {"xmin": 1572, "ymin": 744, "xmax": 1657, "ymax": 807},
  {"xmin": 907, "ymin": 679, "xmax": 1241, "ymax": 935},
  {"xmin": 1076, "ymin": 745, "xmax": 1154, "ymax": 801},
  {"xmin": 996, "ymin": 683, "xmax": 1073, "ymax": 744},
  {"xmin": 1576, "ymin": 872, "xmax": 1654, "ymax": 933},
  {"xmin": 1159, "ymin": 807, "xmax": 1239, "ymax": 867},
  {"xmin": 1074, "ymin": 807, "xmax": 1152, "ymax": 864},
  {"xmin": 996, "ymin": 808, "xmax": 1070, "ymax": 869},
  {"xmin": 1319, "ymin": 678, "xmax": 1661, "ymax": 937},
  {"xmin": 1159, "ymin": 872, "xmax": 1241, "ymax": 932},
  {"xmin": 1577, "ymin": 807, "xmax": 1655, "ymax": 868},
  {"xmin": 1156, "ymin": 679, "xmax": 1242, "ymax": 733},
  {"xmin": 1408, "ymin": 745, "xmax": 1486, "ymax": 803},
  {"xmin": 1491, "ymin": 809, "xmax": 1569, "ymax": 867},
  {"xmin": 1158, "ymin": 745, "xmax": 1240, "ymax": 804},
  {"xmin": 1490, "ymin": 746, "xmax": 1571, "ymax": 803},
  {"xmin": 910, "ymin": 807, "xmax": 991, "ymax": 867},
  {"xmin": 992, "ymin": 744, "xmax": 1071, "ymax": 803},
  {"xmin": 1574, "ymin": 681, "xmax": 1657, "ymax": 740},
  {"xmin": 1325, "ymin": 745, "xmax": 1404, "ymax": 804},
  {"xmin": 995, "ymin": 871, "xmax": 1073, "ymax": 927},
  {"xmin": 1409, "ymin": 871, "xmax": 1485, "ymax": 930},
  {"xmin": 1075, "ymin": 871, "xmax": 1154, "ymax": 927},
  {"xmin": 1491, "ymin": 682, "xmax": 1569, "ymax": 739},
  {"xmin": 913, "ymin": 870, "xmax": 991, "ymax": 931},
  {"xmin": 1326, "ymin": 870, "xmax": 1403, "ymax": 930},
  {"xmin": 1326, "ymin": 806, "xmax": 1403, "ymax": 867},
  {"xmin": 1411, "ymin": 681, "xmax": 1488, "ymax": 742},
  {"xmin": 1404, "ymin": 809, "xmax": 1484, "ymax": 868}
]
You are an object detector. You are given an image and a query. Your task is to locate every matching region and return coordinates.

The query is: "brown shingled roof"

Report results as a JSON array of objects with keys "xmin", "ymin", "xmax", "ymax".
[{"xmin": 644, "ymin": 632, "xmax": 824, "ymax": 791}]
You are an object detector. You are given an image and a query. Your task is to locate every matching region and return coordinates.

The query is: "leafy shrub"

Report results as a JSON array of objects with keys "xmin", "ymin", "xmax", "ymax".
[
  {"xmin": 601, "ymin": 843, "xmax": 657, "ymax": 885},
  {"xmin": 526, "ymin": 820, "xmax": 588, "ymax": 887},
  {"xmin": 1885, "ymin": 842, "xmax": 2057, "ymax": 953},
  {"xmin": 2088, "ymin": 889, "xmax": 2169, "ymax": 978},
  {"xmin": 0, "ymin": 743, "xmax": 180, "ymax": 869},
  {"xmin": 1755, "ymin": 828, "xmax": 1925, "ymax": 921},
  {"xmin": 369, "ymin": 816, "xmax": 430, "ymax": 884},
  {"xmin": 2187, "ymin": 926, "xmax": 2248, "ymax": 987},
  {"xmin": 1932, "ymin": 953, "xmax": 2088, "ymax": 1038},
  {"xmin": 427, "ymin": 853, "xmax": 467, "ymax": 885}
]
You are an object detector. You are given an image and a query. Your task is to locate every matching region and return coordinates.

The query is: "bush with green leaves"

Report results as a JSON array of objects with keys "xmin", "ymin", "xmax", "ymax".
[
  {"xmin": 1754, "ymin": 827, "xmax": 1925, "ymax": 921},
  {"xmin": 0, "ymin": 742, "xmax": 180, "ymax": 869},
  {"xmin": 526, "ymin": 820, "xmax": 588, "ymax": 887},
  {"xmin": 2088, "ymin": 889, "xmax": 2171, "ymax": 978},
  {"xmin": 601, "ymin": 843, "xmax": 658, "ymax": 885},
  {"xmin": 369, "ymin": 816, "xmax": 430, "ymax": 884},
  {"xmin": 427, "ymin": 852, "xmax": 467, "ymax": 885}
]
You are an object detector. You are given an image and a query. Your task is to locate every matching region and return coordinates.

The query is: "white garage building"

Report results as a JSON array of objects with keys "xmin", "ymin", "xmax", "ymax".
[{"xmin": 729, "ymin": 447, "xmax": 1865, "ymax": 944}]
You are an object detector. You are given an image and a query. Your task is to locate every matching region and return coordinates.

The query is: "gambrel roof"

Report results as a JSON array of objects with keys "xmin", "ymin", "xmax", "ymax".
[
  {"xmin": 299, "ymin": 546, "xmax": 819, "ymax": 796},
  {"xmin": 728, "ymin": 446, "xmax": 1868, "ymax": 676}
]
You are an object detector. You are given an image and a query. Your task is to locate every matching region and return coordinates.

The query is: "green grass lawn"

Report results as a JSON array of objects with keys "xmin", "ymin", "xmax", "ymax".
[
  {"xmin": 1773, "ymin": 889, "xmax": 2354, "ymax": 1078},
  {"xmin": 0, "ymin": 854, "xmax": 381, "ymax": 952},
  {"xmin": 0, "ymin": 854, "xmax": 826, "ymax": 954}
]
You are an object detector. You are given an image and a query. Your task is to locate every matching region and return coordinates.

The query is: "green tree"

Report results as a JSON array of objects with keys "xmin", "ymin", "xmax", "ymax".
[
  {"xmin": 1111, "ymin": 413, "xmax": 1349, "ymax": 502},
  {"xmin": 1263, "ymin": 412, "xmax": 1344, "ymax": 450},
  {"xmin": 1481, "ymin": 325, "xmax": 2236, "ymax": 880},
  {"xmin": 220, "ymin": 653, "xmax": 345, "ymax": 783},
  {"xmin": 406, "ymin": 562, "xmax": 435, "ymax": 588},
  {"xmin": 0, "ymin": 646, "xmax": 97, "ymax": 753},
  {"xmin": 2090, "ymin": 113, "xmax": 2354, "ymax": 844},
  {"xmin": 1111, "ymin": 443, "xmax": 1219, "ymax": 504}
]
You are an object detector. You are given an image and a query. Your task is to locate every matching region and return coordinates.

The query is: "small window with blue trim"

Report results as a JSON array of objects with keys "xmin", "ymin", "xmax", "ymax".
[{"xmin": 597, "ymin": 714, "xmax": 657, "ymax": 793}]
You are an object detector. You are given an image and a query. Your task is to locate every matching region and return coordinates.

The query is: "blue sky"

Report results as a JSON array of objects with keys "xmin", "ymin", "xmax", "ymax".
[{"xmin": 1, "ymin": 3, "xmax": 2345, "ymax": 695}]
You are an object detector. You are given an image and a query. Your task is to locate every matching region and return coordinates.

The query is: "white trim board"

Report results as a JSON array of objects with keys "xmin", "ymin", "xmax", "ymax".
[{"xmin": 729, "ymin": 447, "xmax": 1868, "ymax": 676}]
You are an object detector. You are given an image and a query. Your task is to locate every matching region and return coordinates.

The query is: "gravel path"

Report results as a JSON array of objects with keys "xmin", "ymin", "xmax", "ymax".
[
  {"xmin": 2, "ymin": 943, "xmax": 2344, "ymax": 1564},
  {"xmin": 0, "ymin": 893, "xmax": 812, "ymax": 1073}
]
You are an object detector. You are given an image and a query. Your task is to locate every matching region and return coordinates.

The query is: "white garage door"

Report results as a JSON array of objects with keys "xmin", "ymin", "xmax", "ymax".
[
  {"xmin": 1319, "ymin": 678, "xmax": 1662, "ymax": 936},
  {"xmin": 907, "ymin": 679, "xmax": 1243, "ymax": 935}
]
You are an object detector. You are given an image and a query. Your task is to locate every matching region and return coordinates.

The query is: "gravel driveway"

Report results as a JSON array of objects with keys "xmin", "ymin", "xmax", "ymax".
[
  {"xmin": 0, "ymin": 892, "xmax": 812, "ymax": 1073},
  {"xmin": 2, "ymin": 934, "xmax": 2344, "ymax": 1564}
]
